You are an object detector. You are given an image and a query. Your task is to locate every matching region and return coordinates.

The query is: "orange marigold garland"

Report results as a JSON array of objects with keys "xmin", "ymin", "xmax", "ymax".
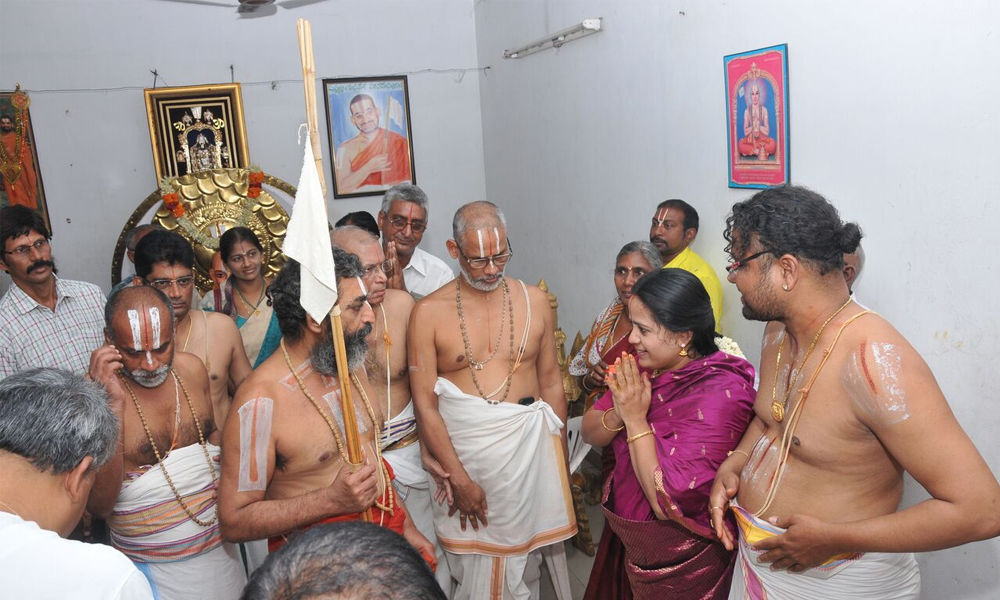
[
  {"xmin": 247, "ymin": 166, "xmax": 264, "ymax": 199},
  {"xmin": 159, "ymin": 177, "xmax": 185, "ymax": 218}
]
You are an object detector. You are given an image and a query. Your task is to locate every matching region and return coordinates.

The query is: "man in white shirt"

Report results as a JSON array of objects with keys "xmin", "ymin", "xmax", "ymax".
[
  {"xmin": 378, "ymin": 183, "xmax": 453, "ymax": 300},
  {"xmin": 0, "ymin": 368, "xmax": 153, "ymax": 599}
]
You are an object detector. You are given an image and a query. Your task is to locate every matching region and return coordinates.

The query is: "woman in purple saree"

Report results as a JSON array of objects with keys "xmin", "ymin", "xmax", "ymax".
[{"xmin": 583, "ymin": 268, "xmax": 756, "ymax": 599}]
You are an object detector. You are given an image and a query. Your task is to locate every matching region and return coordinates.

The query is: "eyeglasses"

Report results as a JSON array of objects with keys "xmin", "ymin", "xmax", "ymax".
[
  {"xmin": 386, "ymin": 216, "xmax": 427, "ymax": 233},
  {"xmin": 362, "ymin": 259, "xmax": 394, "ymax": 278},
  {"xmin": 725, "ymin": 249, "xmax": 773, "ymax": 274},
  {"xmin": 147, "ymin": 276, "xmax": 195, "ymax": 290},
  {"xmin": 3, "ymin": 238, "xmax": 49, "ymax": 257},
  {"xmin": 458, "ymin": 239, "xmax": 514, "ymax": 269}
]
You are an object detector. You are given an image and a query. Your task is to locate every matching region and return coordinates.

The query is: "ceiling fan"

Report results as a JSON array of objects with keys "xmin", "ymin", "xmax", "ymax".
[{"xmin": 155, "ymin": 0, "xmax": 327, "ymax": 16}]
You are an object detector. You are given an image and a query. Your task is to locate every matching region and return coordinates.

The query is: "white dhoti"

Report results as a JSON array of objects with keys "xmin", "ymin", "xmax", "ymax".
[
  {"xmin": 109, "ymin": 443, "xmax": 247, "ymax": 600},
  {"xmin": 729, "ymin": 502, "xmax": 920, "ymax": 599},
  {"xmin": 432, "ymin": 378, "xmax": 577, "ymax": 600},
  {"xmin": 382, "ymin": 401, "xmax": 451, "ymax": 594}
]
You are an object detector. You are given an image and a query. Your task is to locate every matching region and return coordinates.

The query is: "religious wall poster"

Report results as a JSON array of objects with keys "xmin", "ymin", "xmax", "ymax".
[
  {"xmin": 323, "ymin": 75, "xmax": 416, "ymax": 199},
  {"xmin": 144, "ymin": 83, "xmax": 250, "ymax": 185},
  {"xmin": 724, "ymin": 44, "xmax": 790, "ymax": 188},
  {"xmin": 0, "ymin": 88, "xmax": 49, "ymax": 228}
]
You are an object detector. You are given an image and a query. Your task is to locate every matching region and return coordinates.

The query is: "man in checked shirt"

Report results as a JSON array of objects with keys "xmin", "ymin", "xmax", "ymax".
[{"xmin": 0, "ymin": 205, "xmax": 105, "ymax": 379}]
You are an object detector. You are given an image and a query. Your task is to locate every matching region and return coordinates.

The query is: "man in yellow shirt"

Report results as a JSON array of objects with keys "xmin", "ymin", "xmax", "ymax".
[{"xmin": 649, "ymin": 199, "xmax": 724, "ymax": 331}]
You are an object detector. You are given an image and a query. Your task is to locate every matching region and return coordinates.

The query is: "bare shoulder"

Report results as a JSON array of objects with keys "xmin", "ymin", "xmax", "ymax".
[
  {"xmin": 175, "ymin": 351, "xmax": 209, "ymax": 382},
  {"xmin": 411, "ymin": 283, "xmax": 456, "ymax": 323},
  {"xmin": 204, "ymin": 310, "xmax": 240, "ymax": 335},
  {"xmin": 231, "ymin": 366, "xmax": 283, "ymax": 411},
  {"xmin": 383, "ymin": 289, "xmax": 415, "ymax": 315}
]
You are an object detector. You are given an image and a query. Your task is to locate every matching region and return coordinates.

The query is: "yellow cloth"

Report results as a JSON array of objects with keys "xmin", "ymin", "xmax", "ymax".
[{"xmin": 664, "ymin": 247, "xmax": 724, "ymax": 332}]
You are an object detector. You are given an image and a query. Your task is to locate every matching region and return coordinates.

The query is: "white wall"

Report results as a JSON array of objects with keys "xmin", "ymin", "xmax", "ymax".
[
  {"xmin": 1, "ymin": 0, "xmax": 484, "ymax": 291},
  {"xmin": 475, "ymin": 1, "xmax": 1000, "ymax": 598}
]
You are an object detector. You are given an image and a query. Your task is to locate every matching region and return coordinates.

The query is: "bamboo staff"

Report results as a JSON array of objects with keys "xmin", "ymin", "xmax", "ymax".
[
  {"xmin": 297, "ymin": 19, "xmax": 327, "ymax": 198},
  {"xmin": 296, "ymin": 18, "xmax": 370, "ymax": 522}
]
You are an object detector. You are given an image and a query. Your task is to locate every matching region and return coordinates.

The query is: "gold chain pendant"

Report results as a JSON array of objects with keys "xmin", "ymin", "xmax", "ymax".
[{"xmin": 770, "ymin": 401, "xmax": 785, "ymax": 422}]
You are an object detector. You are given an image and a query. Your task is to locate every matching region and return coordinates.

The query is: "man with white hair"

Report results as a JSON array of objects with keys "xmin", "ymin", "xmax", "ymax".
[
  {"xmin": 0, "ymin": 368, "xmax": 153, "ymax": 599},
  {"xmin": 410, "ymin": 201, "xmax": 576, "ymax": 599},
  {"xmin": 378, "ymin": 183, "xmax": 453, "ymax": 300}
]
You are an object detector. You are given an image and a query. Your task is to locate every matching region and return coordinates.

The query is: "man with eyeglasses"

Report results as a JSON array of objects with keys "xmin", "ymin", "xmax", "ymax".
[
  {"xmin": 377, "ymin": 183, "xmax": 453, "ymax": 300},
  {"xmin": 410, "ymin": 201, "xmax": 576, "ymax": 599},
  {"xmin": 331, "ymin": 224, "xmax": 451, "ymax": 590},
  {"xmin": 710, "ymin": 186, "xmax": 1000, "ymax": 599},
  {"xmin": 0, "ymin": 205, "xmax": 105, "ymax": 379},
  {"xmin": 649, "ymin": 199, "xmax": 724, "ymax": 330},
  {"xmin": 133, "ymin": 230, "xmax": 251, "ymax": 427}
]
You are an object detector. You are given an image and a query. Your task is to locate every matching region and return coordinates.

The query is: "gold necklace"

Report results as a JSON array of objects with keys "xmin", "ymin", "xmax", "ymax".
[
  {"xmin": 456, "ymin": 277, "xmax": 516, "ymax": 404},
  {"xmin": 120, "ymin": 370, "xmax": 218, "ymax": 527},
  {"xmin": 280, "ymin": 340, "xmax": 394, "ymax": 515},
  {"xmin": 455, "ymin": 277, "xmax": 509, "ymax": 370},
  {"xmin": 350, "ymin": 373, "xmax": 395, "ymax": 517},
  {"xmin": 280, "ymin": 341, "xmax": 350, "ymax": 464},
  {"xmin": 235, "ymin": 280, "xmax": 266, "ymax": 317},
  {"xmin": 770, "ymin": 296, "xmax": 852, "ymax": 422}
]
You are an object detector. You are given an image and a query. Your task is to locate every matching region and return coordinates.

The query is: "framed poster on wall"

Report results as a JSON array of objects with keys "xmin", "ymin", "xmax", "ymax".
[
  {"xmin": 323, "ymin": 75, "xmax": 416, "ymax": 199},
  {"xmin": 144, "ymin": 83, "xmax": 250, "ymax": 185},
  {"xmin": 724, "ymin": 44, "xmax": 789, "ymax": 188},
  {"xmin": 0, "ymin": 88, "xmax": 49, "ymax": 229}
]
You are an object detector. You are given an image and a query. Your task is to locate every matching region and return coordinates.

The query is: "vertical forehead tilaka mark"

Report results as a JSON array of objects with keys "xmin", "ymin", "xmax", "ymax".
[
  {"xmin": 127, "ymin": 309, "xmax": 143, "ymax": 351},
  {"xmin": 476, "ymin": 229, "xmax": 485, "ymax": 258},
  {"xmin": 493, "ymin": 227, "xmax": 500, "ymax": 254},
  {"xmin": 149, "ymin": 306, "xmax": 162, "ymax": 348}
]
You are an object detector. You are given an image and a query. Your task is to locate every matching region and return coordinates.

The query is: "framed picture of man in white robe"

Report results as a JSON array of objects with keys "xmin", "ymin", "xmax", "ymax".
[{"xmin": 323, "ymin": 76, "xmax": 416, "ymax": 199}]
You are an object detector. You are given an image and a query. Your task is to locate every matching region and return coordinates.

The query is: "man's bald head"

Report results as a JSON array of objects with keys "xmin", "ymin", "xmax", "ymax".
[
  {"xmin": 452, "ymin": 201, "xmax": 507, "ymax": 240},
  {"xmin": 331, "ymin": 225, "xmax": 379, "ymax": 249},
  {"xmin": 105, "ymin": 286, "xmax": 175, "ymax": 388}
]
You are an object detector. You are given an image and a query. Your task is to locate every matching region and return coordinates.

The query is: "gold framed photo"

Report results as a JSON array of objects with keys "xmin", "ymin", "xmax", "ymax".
[
  {"xmin": 144, "ymin": 83, "xmax": 250, "ymax": 184},
  {"xmin": 0, "ymin": 88, "xmax": 49, "ymax": 230}
]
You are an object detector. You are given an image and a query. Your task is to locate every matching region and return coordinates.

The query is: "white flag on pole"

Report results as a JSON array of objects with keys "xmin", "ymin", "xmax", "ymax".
[
  {"xmin": 387, "ymin": 96, "xmax": 404, "ymax": 129},
  {"xmin": 284, "ymin": 137, "xmax": 338, "ymax": 322}
]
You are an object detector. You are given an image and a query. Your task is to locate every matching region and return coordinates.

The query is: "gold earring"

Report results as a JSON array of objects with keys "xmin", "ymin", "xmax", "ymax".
[{"xmin": 679, "ymin": 345, "xmax": 689, "ymax": 357}]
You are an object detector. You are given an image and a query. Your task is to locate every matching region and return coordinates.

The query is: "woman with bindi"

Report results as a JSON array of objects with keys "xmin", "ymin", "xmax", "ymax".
[
  {"xmin": 581, "ymin": 269, "xmax": 756, "ymax": 599},
  {"xmin": 208, "ymin": 227, "xmax": 282, "ymax": 368},
  {"xmin": 574, "ymin": 240, "xmax": 660, "ymax": 600}
]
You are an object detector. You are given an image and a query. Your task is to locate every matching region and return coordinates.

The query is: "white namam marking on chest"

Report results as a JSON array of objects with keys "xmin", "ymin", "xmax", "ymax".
[{"xmin": 842, "ymin": 342, "xmax": 911, "ymax": 425}]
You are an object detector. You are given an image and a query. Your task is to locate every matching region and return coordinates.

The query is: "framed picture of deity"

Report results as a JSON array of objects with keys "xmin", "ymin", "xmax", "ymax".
[
  {"xmin": 322, "ymin": 75, "xmax": 416, "ymax": 199},
  {"xmin": 724, "ymin": 44, "xmax": 790, "ymax": 188},
  {"xmin": 144, "ymin": 83, "xmax": 250, "ymax": 185},
  {"xmin": 0, "ymin": 87, "xmax": 50, "ymax": 229}
]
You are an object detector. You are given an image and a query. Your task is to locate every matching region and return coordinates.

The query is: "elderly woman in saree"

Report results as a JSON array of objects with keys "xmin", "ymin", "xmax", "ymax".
[
  {"xmin": 582, "ymin": 268, "xmax": 756, "ymax": 599},
  {"xmin": 572, "ymin": 240, "xmax": 660, "ymax": 600}
]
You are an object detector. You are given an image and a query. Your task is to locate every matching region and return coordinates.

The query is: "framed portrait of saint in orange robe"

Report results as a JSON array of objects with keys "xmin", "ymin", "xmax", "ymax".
[
  {"xmin": 0, "ymin": 89, "xmax": 49, "ymax": 230},
  {"xmin": 323, "ymin": 76, "xmax": 416, "ymax": 199}
]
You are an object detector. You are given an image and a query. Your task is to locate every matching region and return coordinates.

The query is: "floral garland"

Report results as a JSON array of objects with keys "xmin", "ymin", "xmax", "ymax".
[
  {"xmin": 247, "ymin": 165, "xmax": 264, "ymax": 198},
  {"xmin": 159, "ymin": 177, "xmax": 186, "ymax": 218},
  {"xmin": 716, "ymin": 335, "xmax": 745, "ymax": 359},
  {"xmin": 158, "ymin": 170, "xmax": 261, "ymax": 251}
]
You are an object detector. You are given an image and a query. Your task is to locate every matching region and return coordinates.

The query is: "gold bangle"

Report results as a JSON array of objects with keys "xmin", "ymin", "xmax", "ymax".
[
  {"xmin": 728, "ymin": 449, "xmax": 749, "ymax": 460},
  {"xmin": 601, "ymin": 408, "xmax": 624, "ymax": 432},
  {"xmin": 626, "ymin": 429, "xmax": 654, "ymax": 444}
]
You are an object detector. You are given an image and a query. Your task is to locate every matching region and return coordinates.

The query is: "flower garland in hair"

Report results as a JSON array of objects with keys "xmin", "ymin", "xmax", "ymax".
[
  {"xmin": 715, "ymin": 335, "xmax": 745, "ymax": 359},
  {"xmin": 247, "ymin": 165, "xmax": 264, "ymax": 198}
]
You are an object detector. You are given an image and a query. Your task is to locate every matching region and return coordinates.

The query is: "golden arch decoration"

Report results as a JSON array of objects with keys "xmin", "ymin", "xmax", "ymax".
[{"xmin": 112, "ymin": 168, "xmax": 295, "ymax": 293}]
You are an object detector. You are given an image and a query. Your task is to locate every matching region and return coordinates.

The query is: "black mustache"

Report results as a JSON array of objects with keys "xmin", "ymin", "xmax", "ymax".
[{"xmin": 27, "ymin": 260, "xmax": 55, "ymax": 274}]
